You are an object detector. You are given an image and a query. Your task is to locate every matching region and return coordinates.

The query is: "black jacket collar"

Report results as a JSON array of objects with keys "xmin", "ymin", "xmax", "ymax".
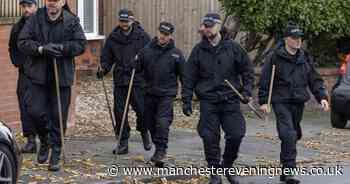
[
  {"xmin": 110, "ymin": 25, "xmax": 144, "ymax": 44},
  {"xmin": 198, "ymin": 28, "xmax": 231, "ymax": 51},
  {"xmin": 149, "ymin": 37, "xmax": 175, "ymax": 51},
  {"xmin": 275, "ymin": 46, "xmax": 307, "ymax": 64}
]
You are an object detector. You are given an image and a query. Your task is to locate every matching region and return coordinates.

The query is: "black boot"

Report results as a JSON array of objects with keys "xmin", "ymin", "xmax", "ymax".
[
  {"xmin": 223, "ymin": 163, "xmax": 240, "ymax": 184},
  {"xmin": 48, "ymin": 146, "xmax": 61, "ymax": 172},
  {"xmin": 37, "ymin": 135, "xmax": 49, "ymax": 164},
  {"xmin": 113, "ymin": 140, "xmax": 129, "ymax": 155},
  {"xmin": 141, "ymin": 131, "xmax": 151, "ymax": 151},
  {"xmin": 150, "ymin": 149, "xmax": 166, "ymax": 163},
  {"xmin": 208, "ymin": 175, "xmax": 222, "ymax": 184},
  {"xmin": 280, "ymin": 175, "xmax": 300, "ymax": 184},
  {"xmin": 21, "ymin": 134, "xmax": 37, "ymax": 153}
]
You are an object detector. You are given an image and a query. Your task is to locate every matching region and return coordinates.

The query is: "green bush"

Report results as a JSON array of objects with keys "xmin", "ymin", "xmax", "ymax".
[
  {"xmin": 221, "ymin": 0, "xmax": 350, "ymax": 38},
  {"xmin": 220, "ymin": 0, "xmax": 350, "ymax": 66}
]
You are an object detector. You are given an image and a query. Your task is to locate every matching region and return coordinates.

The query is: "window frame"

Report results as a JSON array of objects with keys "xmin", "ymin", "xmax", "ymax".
[{"xmin": 77, "ymin": 0, "xmax": 99, "ymax": 39}]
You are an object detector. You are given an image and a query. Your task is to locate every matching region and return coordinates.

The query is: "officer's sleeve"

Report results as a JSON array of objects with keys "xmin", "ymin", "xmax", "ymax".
[
  {"xmin": 182, "ymin": 47, "xmax": 199, "ymax": 103},
  {"xmin": 100, "ymin": 37, "xmax": 116, "ymax": 74},
  {"xmin": 175, "ymin": 50, "xmax": 186, "ymax": 84},
  {"xmin": 307, "ymin": 56, "xmax": 328, "ymax": 103},
  {"xmin": 236, "ymin": 46, "xmax": 255, "ymax": 98},
  {"xmin": 17, "ymin": 16, "xmax": 42, "ymax": 56},
  {"xmin": 258, "ymin": 54, "xmax": 273, "ymax": 105},
  {"xmin": 61, "ymin": 18, "xmax": 87, "ymax": 57}
]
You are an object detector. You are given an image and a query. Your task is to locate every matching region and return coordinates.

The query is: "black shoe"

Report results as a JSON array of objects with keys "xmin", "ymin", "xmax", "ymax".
[
  {"xmin": 209, "ymin": 175, "xmax": 222, "ymax": 184},
  {"xmin": 141, "ymin": 131, "xmax": 152, "ymax": 151},
  {"xmin": 150, "ymin": 149, "xmax": 166, "ymax": 163},
  {"xmin": 21, "ymin": 134, "xmax": 37, "ymax": 153},
  {"xmin": 48, "ymin": 146, "xmax": 61, "ymax": 172},
  {"xmin": 280, "ymin": 175, "xmax": 300, "ymax": 184},
  {"xmin": 37, "ymin": 135, "xmax": 49, "ymax": 164},
  {"xmin": 113, "ymin": 140, "xmax": 129, "ymax": 155}
]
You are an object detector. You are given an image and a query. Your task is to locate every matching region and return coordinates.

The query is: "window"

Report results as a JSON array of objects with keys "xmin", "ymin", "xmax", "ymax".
[{"xmin": 78, "ymin": 0, "xmax": 99, "ymax": 39}]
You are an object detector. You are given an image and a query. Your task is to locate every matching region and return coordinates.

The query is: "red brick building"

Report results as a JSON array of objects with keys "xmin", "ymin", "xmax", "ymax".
[{"xmin": 0, "ymin": 24, "xmax": 19, "ymax": 127}]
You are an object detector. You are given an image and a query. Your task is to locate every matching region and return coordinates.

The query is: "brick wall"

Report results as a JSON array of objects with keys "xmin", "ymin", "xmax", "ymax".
[
  {"xmin": 0, "ymin": 25, "xmax": 20, "ymax": 127},
  {"xmin": 76, "ymin": 40, "xmax": 102, "ymax": 71}
]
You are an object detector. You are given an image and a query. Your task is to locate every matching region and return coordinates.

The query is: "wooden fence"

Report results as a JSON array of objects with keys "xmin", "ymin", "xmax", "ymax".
[{"xmin": 103, "ymin": 0, "xmax": 222, "ymax": 56}]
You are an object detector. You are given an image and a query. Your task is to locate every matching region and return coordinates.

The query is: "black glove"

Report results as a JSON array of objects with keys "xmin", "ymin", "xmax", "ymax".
[
  {"xmin": 96, "ymin": 67, "xmax": 106, "ymax": 80},
  {"xmin": 41, "ymin": 43, "xmax": 64, "ymax": 58},
  {"xmin": 182, "ymin": 101, "xmax": 193, "ymax": 117}
]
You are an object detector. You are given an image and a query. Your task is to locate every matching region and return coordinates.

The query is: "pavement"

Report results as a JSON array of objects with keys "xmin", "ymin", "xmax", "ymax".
[{"xmin": 18, "ymin": 110, "xmax": 350, "ymax": 184}]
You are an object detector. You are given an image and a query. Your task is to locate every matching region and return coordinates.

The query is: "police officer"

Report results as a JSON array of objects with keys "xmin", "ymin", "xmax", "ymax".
[
  {"xmin": 259, "ymin": 23, "xmax": 329, "ymax": 184},
  {"xmin": 97, "ymin": 8, "xmax": 151, "ymax": 155},
  {"xmin": 8, "ymin": 0, "xmax": 38, "ymax": 154},
  {"xmin": 18, "ymin": 0, "xmax": 87, "ymax": 171},
  {"xmin": 136, "ymin": 22, "xmax": 185, "ymax": 164},
  {"xmin": 182, "ymin": 13, "xmax": 254, "ymax": 184}
]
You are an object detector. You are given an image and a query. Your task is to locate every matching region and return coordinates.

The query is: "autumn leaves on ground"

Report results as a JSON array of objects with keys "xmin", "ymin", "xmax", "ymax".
[{"xmin": 16, "ymin": 75, "xmax": 350, "ymax": 184}]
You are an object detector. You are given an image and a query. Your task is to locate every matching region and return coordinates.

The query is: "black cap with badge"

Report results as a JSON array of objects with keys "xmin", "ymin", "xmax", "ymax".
[
  {"xmin": 118, "ymin": 8, "xmax": 130, "ymax": 22},
  {"xmin": 202, "ymin": 13, "xmax": 222, "ymax": 28},
  {"xmin": 159, "ymin": 21, "xmax": 175, "ymax": 35},
  {"xmin": 284, "ymin": 23, "xmax": 304, "ymax": 38},
  {"xmin": 19, "ymin": 0, "xmax": 37, "ymax": 5}
]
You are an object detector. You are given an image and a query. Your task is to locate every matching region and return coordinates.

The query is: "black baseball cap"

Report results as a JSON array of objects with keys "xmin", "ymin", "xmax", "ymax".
[
  {"xmin": 118, "ymin": 8, "xmax": 130, "ymax": 21},
  {"xmin": 19, "ymin": 0, "xmax": 37, "ymax": 5},
  {"xmin": 202, "ymin": 13, "xmax": 222, "ymax": 28},
  {"xmin": 284, "ymin": 24, "xmax": 304, "ymax": 38},
  {"xmin": 159, "ymin": 21, "xmax": 175, "ymax": 35}
]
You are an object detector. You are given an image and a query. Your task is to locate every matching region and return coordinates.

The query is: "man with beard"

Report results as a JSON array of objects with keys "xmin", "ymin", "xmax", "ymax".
[
  {"xmin": 135, "ymin": 22, "xmax": 185, "ymax": 164},
  {"xmin": 18, "ymin": 0, "xmax": 87, "ymax": 171},
  {"xmin": 182, "ymin": 13, "xmax": 255, "ymax": 184},
  {"xmin": 8, "ymin": 0, "xmax": 38, "ymax": 154},
  {"xmin": 97, "ymin": 8, "xmax": 151, "ymax": 155},
  {"xmin": 259, "ymin": 23, "xmax": 329, "ymax": 184}
]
